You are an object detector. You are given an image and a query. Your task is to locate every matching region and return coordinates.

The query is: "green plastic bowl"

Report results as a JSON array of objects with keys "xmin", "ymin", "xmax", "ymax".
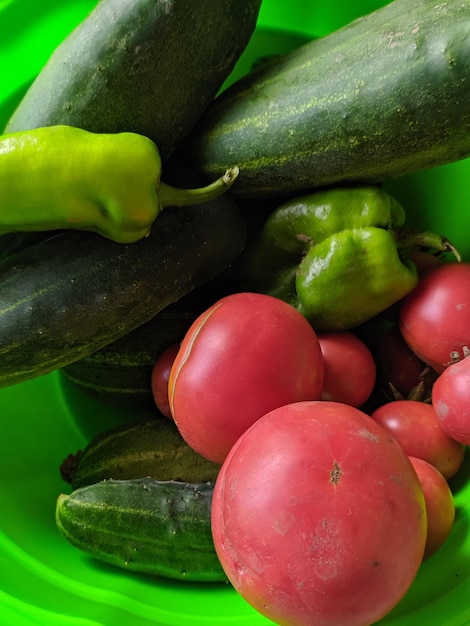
[{"xmin": 1, "ymin": 1, "xmax": 470, "ymax": 624}]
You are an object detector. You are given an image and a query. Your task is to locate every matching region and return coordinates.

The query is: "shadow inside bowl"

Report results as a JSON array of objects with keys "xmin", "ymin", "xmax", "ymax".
[{"xmin": 58, "ymin": 373, "xmax": 146, "ymax": 443}]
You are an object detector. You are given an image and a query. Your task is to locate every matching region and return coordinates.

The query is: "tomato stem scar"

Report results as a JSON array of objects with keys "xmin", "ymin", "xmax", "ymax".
[{"xmin": 330, "ymin": 462, "xmax": 342, "ymax": 484}]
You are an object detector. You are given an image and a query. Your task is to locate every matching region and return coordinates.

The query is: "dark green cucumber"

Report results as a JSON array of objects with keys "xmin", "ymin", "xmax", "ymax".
[
  {"xmin": 59, "ymin": 277, "xmax": 228, "ymax": 409},
  {"xmin": 61, "ymin": 417, "xmax": 221, "ymax": 490},
  {"xmin": 0, "ymin": 231, "xmax": 55, "ymax": 265},
  {"xmin": 58, "ymin": 324, "xmax": 186, "ymax": 410},
  {"xmin": 5, "ymin": 0, "xmax": 262, "ymax": 162},
  {"xmin": 180, "ymin": 0, "xmax": 470, "ymax": 197},
  {"xmin": 58, "ymin": 293, "xmax": 203, "ymax": 410},
  {"xmin": 56, "ymin": 478, "xmax": 226, "ymax": 582},
  {"xmin": 0, "ymin": 197, "xmax": 246, "ymax": 389}
]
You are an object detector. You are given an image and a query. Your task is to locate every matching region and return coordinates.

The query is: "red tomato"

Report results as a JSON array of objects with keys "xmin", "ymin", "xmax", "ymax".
[
  {"xmin": 151, "ymin": 344, "xmax": 180, "ymax": 419},
  {"xmin": 409, "ymin": 456, "xmax": 455, "ymax": 560},
  {"xmin": 399, "ymin": 262, "xmax": 470, "ymax": 372},
  {"xmin": 317, "ymin": 331, "xmax": 376, "ymax": 407},
  {"xmin": 211, "ymin": 401, "xmax": 427, "ymax": 626},
  {"xmin": 370, "ymin": 400, "xmax": 465, "ymax": 479},
  {"xmin": 168, "ymin": 293, "xmax": 324, "ymax": 463},
  {"xmin": 372, "ymin": 325, "xmax": 430, "ymax": 398},
  {"xmin": 432, "ymin": 356, "xmax": 470, "ymax": 446}
]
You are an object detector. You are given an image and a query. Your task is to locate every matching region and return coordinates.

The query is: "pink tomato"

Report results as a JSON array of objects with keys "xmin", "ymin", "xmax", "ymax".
[
  {"xmin": 168, "ymin": 292, "xmax": 324, "ymax": 463},
  {"xmin": 432, "ymin": 355, "xmax": 470, "ymax": 446},
  {"xmin": 212, "ymin": 401, "xmax": 427, "ymax": 626},
  {"xmin": 409, "ymin": 456, "xmax": 455, "ymax": 560},
  {"xmin": 399, "ymin": 262, "xmax": 470, "ymax": 372},
  {"xmin": 318, "ymin": 330, "xmax": 376, "ymax": 407},
  {"xmin": 370, "ymin": 399, "xmax": 465, "ymax": 479}
]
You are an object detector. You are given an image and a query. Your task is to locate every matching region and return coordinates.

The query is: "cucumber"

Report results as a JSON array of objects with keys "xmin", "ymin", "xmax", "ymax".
[
  {"xmin": 59, "ymin": 278, "xmax": 227, "ymax": 409},
  {"xmin": 58, "ymin": 310, "xmax": 190, "ymax": 410},
  {"xmin": 57, "ymin": 417, "xmax": 223, "ymax": 581},
  {"xmin": 5, "ymin": 0, "xmax": 262, "ymax": 162},
  {"xmin": 0, "ymin": 232, "xmax": 54, "ymax": 265},
  {"xmin": 0, "ymin": 196, "xmax": 246, "ymax": 389},
  {"xmin": 56, "ymin": 478, "xmax": 226, "ymax": 582},
  {"xmin": 179, "ymin": 0, "xmax": 470, "ymax": 197},
  {"xmin": 61, "ymin": 417, "xmax": 221, "ymax": 490}
]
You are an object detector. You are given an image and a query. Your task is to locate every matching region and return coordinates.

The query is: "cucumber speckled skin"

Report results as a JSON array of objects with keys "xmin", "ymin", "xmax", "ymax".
[
  {"xmin": 59, "ymin": 278, "xmax": 226, "ymax": 409},
  {"xmin": 181, "ymin": 0, "xmax": 470, "ymax": 197},
  {"xmin": 61, "ymin": 417, "xmax": 221, "ymax": 490},
  {"xmin": 5, "ymin": 0, "xmax": 263, "ymax": 162},
  {"xmin": 56, "ymin": 478, "xmax": 226, "ymax": 582},
  {"xmin": 0, "ymin": 197, "xmax": 246, "ymax": 389},
  {"xmin": 0, "ymin": 232, "xmax": 54, "ymax": 264},
  {"xmin": 59, "ymin": 295, "xmax": 203, "ymax": 410}
]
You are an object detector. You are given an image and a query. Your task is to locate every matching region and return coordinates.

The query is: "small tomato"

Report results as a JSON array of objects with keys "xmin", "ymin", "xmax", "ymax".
[
  {"xmin": 370, "ymin": 399, "xmax": 465, "ymax": 479},
  {"xmin": 151, "ymin": 344, "xmax": 180, "ymax": 419},
  {"xmin": 432, "ymin": 356, "xmax": 470, "ymax": 446},
  {"xmin": 318, "ymin": 330, "xmax": 376, "ymax": 407},
  {"xmin": 409, "ymin": 456, "xmax": 455, "ymax": 560},
  {"xmin": 399, "ymin": 262, "xmax": 470, "ymax": 372},
  {"xmin": 372, "ymin": 325, "xmax": 430, "ymax": 399}
]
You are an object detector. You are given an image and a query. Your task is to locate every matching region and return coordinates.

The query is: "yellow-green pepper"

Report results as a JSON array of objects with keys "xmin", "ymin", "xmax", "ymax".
[
  {"xmin": 0, "ymin": 125, "xmax": 238, "ymax": 243},
  {"xmin": 242, "ymin": 186, "xmax": 459, "ymax": 330}
]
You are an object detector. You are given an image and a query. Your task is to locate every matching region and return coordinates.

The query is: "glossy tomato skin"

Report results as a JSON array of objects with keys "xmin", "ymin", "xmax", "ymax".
[
  {"xmin": 151, "ymin": 344, "xmax": 179, "ymax": 419},
  {"xmin": 168, "ymin": 293, "xmax": 324, "ymax": 463},
  {"xmin": 370, "ymin": 400, "xmax": 465, "ymax": 479},
  {"xmin": 432, "ymin": 356, "xmax": 470, "ymax": 446},
  {"xmin": 399, "ymin": 262, "xmax": 470, "ymax": 372},
  {"xmin": 317, "ymin": 331, "xmax": 376, "ymax": 407},
  {"xmin": 212, "ymin": 401, "xmax": 427, "ymax": 626},
  {"xmin": 409, "ymin": 456, "xmax": 455, "ymax": 560}
]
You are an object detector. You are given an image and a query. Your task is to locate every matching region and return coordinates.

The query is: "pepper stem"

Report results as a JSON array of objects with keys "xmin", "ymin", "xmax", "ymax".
[
  {"xmin": 395, "ymin": 229, "xmax": 461, "ymax": 262},
  {"xmin": 158, "ymin": 167, "xmax": 239, "ymax": 208}
]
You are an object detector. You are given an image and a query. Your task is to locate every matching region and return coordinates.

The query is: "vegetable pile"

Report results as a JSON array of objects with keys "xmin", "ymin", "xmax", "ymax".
[{"xmin": 2, "ymin": 0, "xmax": 470, "ymax": 624}]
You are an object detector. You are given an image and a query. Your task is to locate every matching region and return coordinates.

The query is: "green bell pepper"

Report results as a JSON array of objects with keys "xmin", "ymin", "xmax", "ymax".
[
  {"xmin": 0, "ymin": 125, "xmax": 238, "ymax": 243},
  {"xmin": 242, "ymin": 185, "xmax": 459, "ymax": 330}
]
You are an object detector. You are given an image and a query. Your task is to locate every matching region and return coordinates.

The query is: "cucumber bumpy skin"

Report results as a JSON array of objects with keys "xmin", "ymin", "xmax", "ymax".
[
  {"xmin": 181, "ymin": 0, "xmax": 470, "ymax": 197},
  {"xmin": 56, "ymin": 478, "xmax": 227, "ymax": 582},
  {"xmin": 61, "ymin": 417, "xmax": 221, "ymax": 490}
]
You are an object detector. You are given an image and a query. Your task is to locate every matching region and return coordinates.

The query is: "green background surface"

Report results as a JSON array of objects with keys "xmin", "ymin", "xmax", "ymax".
[{"xmin": 1, "ymin": 1, "xmax": 470, "ymax": 624}]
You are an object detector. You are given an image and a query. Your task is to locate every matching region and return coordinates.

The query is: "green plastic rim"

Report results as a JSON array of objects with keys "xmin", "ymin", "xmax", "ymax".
[{"xmin": 1, "ymin": 1, "xmax": 470, "ymax": 625}]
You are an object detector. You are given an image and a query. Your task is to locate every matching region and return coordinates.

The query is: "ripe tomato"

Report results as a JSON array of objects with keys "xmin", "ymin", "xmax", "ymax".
[
  {"xmin": 409, "ymin": 456, "xmax": 455, "ymax": 560},
  {"xmin": 399, "ymin": 262, "xmax": 470, "ymax": 372},
  {"xmin": 370, "ymin": 399, "xmax": 465, "ymax": 479},
  {"xmin": 372, "ymin": 325, "xmax": 430, "ymax": 399},
  {"xmin": 432, "ymin": 356, "xmax": 470, "ymax": 446},
  {"xmin": 212, "ymin": 401, "xmax": 427, "ymax": 626},
  {"xmin": 317, "ymin": 330, "xmax": 376, "ymax": 407},
  {"xmin": 168, "ymin": 293, "xmax": 324, "ymax": 463},
  {"xmin": 151, "ymin": 344, "xmax": 179, "ymax": 419}
]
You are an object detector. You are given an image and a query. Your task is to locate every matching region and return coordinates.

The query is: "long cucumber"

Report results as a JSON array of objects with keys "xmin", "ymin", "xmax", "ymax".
[
  {"xmin": 5, "ymin": 0, "xmax": 262, "ymax": 162},
  {"xmin": 179, "ymin": 0, "xmax": 470, "ymax": 197},
  {"xmin": 0, "ymin": 197, "xmax": 246, "ymax": 389}
]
